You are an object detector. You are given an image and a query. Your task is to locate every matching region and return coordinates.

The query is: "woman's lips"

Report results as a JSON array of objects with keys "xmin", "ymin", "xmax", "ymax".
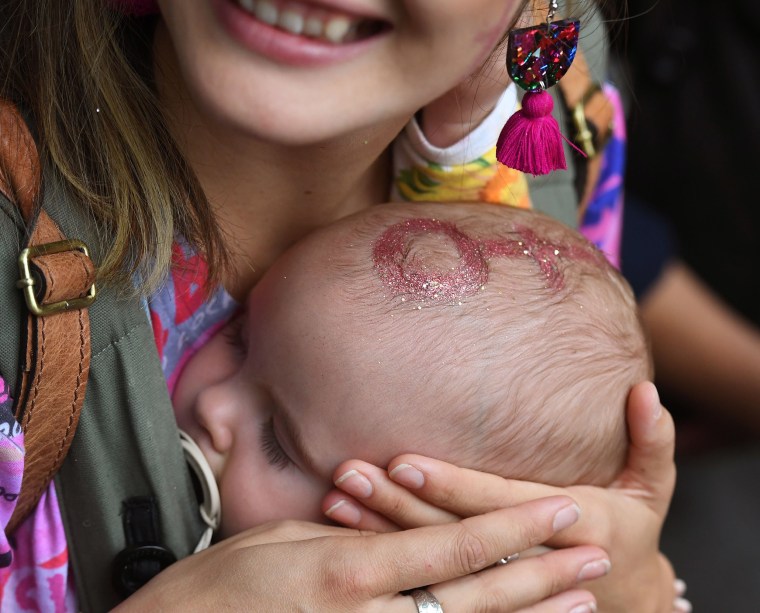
[
  {"xmin": 236, "ymin": 0, "xmax": 387, "ymax": 44},
  {"xmin": 213, "ymin": 0, "xmax": 391, "ymax": 67}
]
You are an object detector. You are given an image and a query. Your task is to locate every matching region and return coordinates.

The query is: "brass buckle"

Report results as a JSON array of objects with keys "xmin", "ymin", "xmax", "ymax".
[
  {"xmin": 570, "ymin": 82, "xmax": 610, "ymax": 160},
  {"xmin": 17, "ymin": 239, "xmax": 97, "ymax": 316}
]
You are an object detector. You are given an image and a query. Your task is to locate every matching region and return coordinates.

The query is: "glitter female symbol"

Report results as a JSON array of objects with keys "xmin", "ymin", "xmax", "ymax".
[
  {"xmin": 372, "ymin": 217, "xmax": 591, "ymax": 304},
  {"xmin": 372, "ymin": 218, "xmax": 489, "ymax": 303}
]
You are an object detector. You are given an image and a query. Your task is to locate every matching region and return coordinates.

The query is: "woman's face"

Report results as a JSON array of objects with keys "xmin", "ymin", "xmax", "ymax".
[{"xmin": 156, "ymin": 0, "xmax": 522, "ymax": 145}]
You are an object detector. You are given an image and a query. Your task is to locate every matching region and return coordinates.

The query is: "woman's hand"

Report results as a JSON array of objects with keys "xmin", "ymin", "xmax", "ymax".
[
  {"xmin": 115, "ymin": 497, "xmax": 608, "ymax": 612},
  {"xmin": 324, "ymin": 382, "xmax": 682, "ymax": 612}
]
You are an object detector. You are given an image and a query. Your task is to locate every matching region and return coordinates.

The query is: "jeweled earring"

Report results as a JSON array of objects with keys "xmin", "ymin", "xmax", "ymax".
[
  {"xmin": 496, "ymin": 1, "xmax": 580, "ymax": 176},
  {"xmin": 108, "ymin": 0, "xmax": 159, "ymax": 16}
]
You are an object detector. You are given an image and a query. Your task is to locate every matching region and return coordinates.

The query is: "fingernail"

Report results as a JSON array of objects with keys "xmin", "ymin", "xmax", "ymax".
[
  {"xmin": 576, "ymin": 558, "xmax": 611, "ymax": 582},
  {"xmin": 335, "ymin": 470, "xmax": 373, "ymax": 498},
  {"xmin": 552, "ymin": 503, "xmax": 580, "ymax": 532},
  {"xmin": 674, "ymin": 597, "xmax": 692, "ymax": 613},
  {"xmin": 389, "ymin": 463, "xmax": 425, "ymax": 489},
  {"xmin": 568, "ymin": 603, "xmax": 596, "ymax": 613},
  {"xmin": 650, "ymin": 383, "xmax": 662, "ymax": 420},
  {"xmin": 674, "ymin": 578, "xmax": 687, "ymax": 596},
  {"xmin": 324, "ymin": 500, "xmax": 361, "ymax": 526}
]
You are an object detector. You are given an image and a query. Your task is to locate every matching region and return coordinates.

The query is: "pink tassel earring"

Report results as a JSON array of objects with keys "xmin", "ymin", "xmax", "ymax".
[{"xmin": 496, "ymin": 1, "xmax": 581, "ymax": 176}]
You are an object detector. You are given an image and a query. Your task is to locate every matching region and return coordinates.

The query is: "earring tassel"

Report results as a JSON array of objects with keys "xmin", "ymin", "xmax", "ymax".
[{"xmin": 496, "ymin": 90, "xmax": 567, "ymax": 176}]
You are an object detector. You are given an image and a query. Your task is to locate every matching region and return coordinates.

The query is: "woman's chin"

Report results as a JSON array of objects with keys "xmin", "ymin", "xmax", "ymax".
[{"xmin": 190, "ymin": 88, "xmax": 390, "ymax": 149}]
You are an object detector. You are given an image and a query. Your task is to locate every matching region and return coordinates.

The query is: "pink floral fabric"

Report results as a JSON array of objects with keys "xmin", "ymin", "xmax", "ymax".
[{"xmin": 0, "ymin": 377, "xmax": 75, "ymax": 612}]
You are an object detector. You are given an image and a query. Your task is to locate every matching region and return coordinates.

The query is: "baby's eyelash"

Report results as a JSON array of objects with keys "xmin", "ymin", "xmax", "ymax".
[
  {"xmin": 260, "ymin": 418, "xmax": 292, "ymax": 470},
  {"xmin": 222, "ymin": 320, "xmax": 246, "ymax": 356}
]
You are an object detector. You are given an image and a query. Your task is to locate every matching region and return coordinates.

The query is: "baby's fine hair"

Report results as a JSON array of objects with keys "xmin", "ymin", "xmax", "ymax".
[{"xmin": 318, "ymin": 203, "xmax": 650, "ymax": 487}]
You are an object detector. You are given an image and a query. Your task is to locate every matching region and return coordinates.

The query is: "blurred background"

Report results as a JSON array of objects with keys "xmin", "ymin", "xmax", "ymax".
[{"xmin": 609, "ymin": 0, "xmax": 760, "ymax": 609}]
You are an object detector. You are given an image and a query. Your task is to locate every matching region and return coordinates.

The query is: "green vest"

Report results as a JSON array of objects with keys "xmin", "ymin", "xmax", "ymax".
[{"xmin": 0, "ymin": 167, "xmax": 205, "ymax": 612}]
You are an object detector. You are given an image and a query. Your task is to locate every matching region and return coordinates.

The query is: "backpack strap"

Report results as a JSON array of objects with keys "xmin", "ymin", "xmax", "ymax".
[
  {"xmin": 0, "ymin": 99, "xmax": 96, "ymax": 532},
  {"xmin": 0, "ymin": 99, "xmax": 208, "ymax": 611}
]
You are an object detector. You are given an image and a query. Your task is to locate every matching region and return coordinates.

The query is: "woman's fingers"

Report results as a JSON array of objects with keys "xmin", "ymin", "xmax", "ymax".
[
  {"xmin": 321, "ymin": 384, "xmax": 677, "ymax": 611},
  {"xmin": 614, "ymin": 381, "xmax": 676, "ymax": 517},
  {"xmin": 378, "ymin": 456, "xmax": 620, "ymax": 551},
  {"xmin": 322, "ymin": 490, "xmax": 401, "ymax": 532},
  {"xmin": 120, "ymin": 504, "xmax": 600, "ymax": 613},
  {"xmin": 326, "ymin": 460, "xmax": 460, "ymax": 530},
  {"xmin": 425, "ymin": 547, "xmax": 608, "ymax": 613},
  {"xmin": 388, "ymin": 454, "xmax": 562, "ymax": 515},
  {"xmin": 319, "ymin": 490, "xmax": 612, "ymax": 611},
  {"xmin": 333, "ymin": 496, "xmax": 586, "ymax": 597},
  {"xmin": 519, "ymin": 590, "xmax": 599, "ymax": 613},
  {"xmin": 520, "ymin": 590, "xmax": 599, "ymax": 613},
  {"xmin": 319, "ymin": 384, "xmax": 677, "ymax": 610}
]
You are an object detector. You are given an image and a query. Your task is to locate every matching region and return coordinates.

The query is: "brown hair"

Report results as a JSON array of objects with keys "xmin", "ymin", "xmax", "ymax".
[{"xmin": 0, "ymin": 0, "xmax": 227, "ymax": 292}]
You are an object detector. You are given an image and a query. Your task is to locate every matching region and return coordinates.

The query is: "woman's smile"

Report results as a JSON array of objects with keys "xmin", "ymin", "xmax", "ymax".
[
  {"xmin": 157, "ymin": 0, "xmax": 521, "ymax": 154},
  {"xmin": 234, "ymin": 0, "xmax": 390, "ymax": 44},
  {"xmin": 213, "ymin": 0, "xmax": 392, "ymax": 66}
]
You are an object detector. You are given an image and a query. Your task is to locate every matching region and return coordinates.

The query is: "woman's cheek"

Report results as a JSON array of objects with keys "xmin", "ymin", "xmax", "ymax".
[{"xmin": 464, "ymin": 2, "xmax": 521, "ymax": 74}]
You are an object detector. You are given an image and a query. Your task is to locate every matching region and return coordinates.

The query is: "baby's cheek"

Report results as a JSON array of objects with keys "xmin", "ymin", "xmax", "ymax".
[{"xmin": 218, "ymin": 465, "xmax": 331, "ymax": 537}]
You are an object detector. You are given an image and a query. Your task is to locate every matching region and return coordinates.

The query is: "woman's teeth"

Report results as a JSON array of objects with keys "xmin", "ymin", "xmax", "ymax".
[{"xmin": 236, "ymin": 0, "xmax": 371, "ymax": 44}]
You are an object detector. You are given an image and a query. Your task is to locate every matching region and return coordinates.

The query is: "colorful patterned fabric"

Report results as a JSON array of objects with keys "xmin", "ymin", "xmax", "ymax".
[
  {"xmin": 392, "ymin": 84, "xmax": 533, "ymax": 210},
  {"xmin": 0, "ymin": 378, "xmax": 22, "ymax": 571},
  {"xmin": 0, "ymin": 487, "xmax": 75, "ymax": 612},
  {"xmin": 394, "ymin": 83, "xmax": 626, "ymax": 268},
  {"xmin": 0, "ymin": 377, "xmax": 75, "ymax": 612},
  {"xmin": 149, "ymin": 240, "xmax": 238, "ymax": 392},
  {"xmin": 395, "ymin": 149, "xmax": 532, "ymax": 209},
  {"xmin": 578, "ymin": 83, "xmax": 626, "ymax": 268}
]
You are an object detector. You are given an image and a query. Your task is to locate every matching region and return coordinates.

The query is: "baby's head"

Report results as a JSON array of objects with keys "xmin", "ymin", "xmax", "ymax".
[{"xmin": 173, "ymin": 203, "xmax": 650, "ymax": 537}]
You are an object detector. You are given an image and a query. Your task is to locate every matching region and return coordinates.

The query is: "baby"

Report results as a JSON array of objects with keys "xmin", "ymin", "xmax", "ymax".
[{"xmin": 172, "ymin": 203, "xmax": 650, "ymax": 538}]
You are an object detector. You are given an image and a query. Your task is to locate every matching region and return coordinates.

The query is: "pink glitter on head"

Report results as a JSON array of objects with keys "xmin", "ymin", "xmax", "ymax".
[
  {"xmin": 372, "ymin": 218, "xmax": 489, "ymax": 302},
  {"xmin": 372, "ymin": 218, "xmax": 603, "ymax": 303},
  {"xmin": 481, "ymin": 225, "xmax": 601, "ymax": 290}
]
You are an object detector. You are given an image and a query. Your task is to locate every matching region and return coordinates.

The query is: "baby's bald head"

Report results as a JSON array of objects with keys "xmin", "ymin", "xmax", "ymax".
[{"xmin": 258, "ymin": 203, "xmax": 649, "ymax": 486}]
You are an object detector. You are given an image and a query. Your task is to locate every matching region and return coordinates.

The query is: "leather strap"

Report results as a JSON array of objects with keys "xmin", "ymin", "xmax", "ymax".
[{"xmin": 0, "ymin": 99, "xmax": 95, "ymax": 533}]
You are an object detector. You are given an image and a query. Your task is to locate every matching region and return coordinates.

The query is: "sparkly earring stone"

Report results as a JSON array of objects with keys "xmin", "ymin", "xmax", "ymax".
[{"xmin": 507, "ymin": 19, "xmax": 580, "ymax": 92}]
